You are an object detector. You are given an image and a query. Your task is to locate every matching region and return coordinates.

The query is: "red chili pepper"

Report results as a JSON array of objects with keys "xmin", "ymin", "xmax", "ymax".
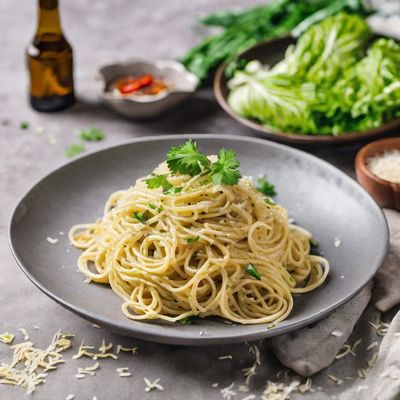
[{"xmin": 120, "ymin": 75, "xmax": 153, "ymax": 94}]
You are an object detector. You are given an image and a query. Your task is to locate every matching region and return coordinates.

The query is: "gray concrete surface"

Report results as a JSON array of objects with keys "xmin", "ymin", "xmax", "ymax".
[{"xmin": 0, "ymin": 1, "xmax": 394, "ymax": 399}]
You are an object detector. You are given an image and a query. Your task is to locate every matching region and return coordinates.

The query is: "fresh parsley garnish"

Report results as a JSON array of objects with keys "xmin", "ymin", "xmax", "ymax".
[
  {"xmin": 20, "ymin": 121, "xmax": 29, "ymax": 129},
  {"xmin": 133, "ymin": 211, "xmax": 149, "ymax": 223},
  {"xmin": 179, "ymin": 316, "xmax": 196, "ymax": 324},
  {"xmin": 187, "ymin": 236, "xmax": 200, "ymax": 244},
  {"xmin": 166, "ymin": 140, "xmax": 210, "ymax": 176},
  {"xmin": 310, "ymin": 238, "xmax": 318, "ymax": 247},
  {"xmin": 146, "ymin": 174, "xmax": 173, "ymax": 193},
  {"xmin": 164, "ymin": 186, "xmax": 182, "ymax": 195},
  {"xmin": 65, "ymin": 143, "xmax": 85, "ymax": 158},
  {"xmin": 148, "ymin": 141, "xmax": 242, "ymax": 190},
  {"xmin": 210, "ymin": 149, "xmax": 241, "ymax": 186},
  {"xmin": 148, "ymin": 202, "xmax": 157, "ymax": 209},
  {"xmin": 257, "ymin": 177, "xmax": 276, "ymax": 197},
  {"xmin": 79, "ymin": 127, "xmax": 105, "ymax": 141},
  {"xmin": 246, "ymin": 263, "xmax": 261, "ymax": 280}
]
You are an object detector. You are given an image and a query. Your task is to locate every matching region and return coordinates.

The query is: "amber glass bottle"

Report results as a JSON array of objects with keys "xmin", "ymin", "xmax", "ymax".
[{"xmin": 27, "ymin": 0, "xmax": 75, "ymax": 112}]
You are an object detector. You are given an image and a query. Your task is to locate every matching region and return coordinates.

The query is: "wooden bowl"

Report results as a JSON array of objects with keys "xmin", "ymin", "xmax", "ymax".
[
  {"xmin": 214, "ymin": 36, "xmax": 400, "ymax": 145},
  {"xmin": 355, "ymin": 137, "xmax": 400, "ymax": 210}
]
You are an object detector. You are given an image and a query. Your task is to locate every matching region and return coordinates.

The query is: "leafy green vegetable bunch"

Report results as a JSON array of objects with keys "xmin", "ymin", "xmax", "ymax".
[
  {"xmin": 227, "ymin": 13, "xmax": 400, "ymax": 135},
  {"xmin": 182, "ymin": 0, "xmax": 369, "ymax": 83}
]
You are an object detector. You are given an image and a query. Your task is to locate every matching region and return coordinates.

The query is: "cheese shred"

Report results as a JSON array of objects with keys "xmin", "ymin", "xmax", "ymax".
[{"xmin": 0, "ymin": 330, "xmax": 73, "ymax": 394}]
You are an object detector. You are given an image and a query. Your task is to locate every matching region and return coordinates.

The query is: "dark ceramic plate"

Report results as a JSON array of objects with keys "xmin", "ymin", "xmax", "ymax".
[
  {"xmin": 9, "ymin": 135, "xmax": 388, "ymax": 345},
  {"xmin": 214, "ymin": 36, "xmax": 400, "ymax": 145}
]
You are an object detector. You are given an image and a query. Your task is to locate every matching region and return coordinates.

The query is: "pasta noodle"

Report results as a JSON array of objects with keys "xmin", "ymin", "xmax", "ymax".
[{"xmin": 69, "ymin": 160, "xmax": 329, "ymax": 325}]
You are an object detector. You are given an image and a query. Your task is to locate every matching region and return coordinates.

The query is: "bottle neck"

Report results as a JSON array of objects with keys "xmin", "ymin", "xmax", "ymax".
[{"xmin": 36, "ymin": 0, "xmax": 63, "ymax": 36}]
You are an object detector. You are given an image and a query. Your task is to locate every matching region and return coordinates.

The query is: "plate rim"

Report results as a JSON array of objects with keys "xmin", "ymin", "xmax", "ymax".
[{"xmin": 8, "ymin": 134, "xmax": 389, "ymax": 345}]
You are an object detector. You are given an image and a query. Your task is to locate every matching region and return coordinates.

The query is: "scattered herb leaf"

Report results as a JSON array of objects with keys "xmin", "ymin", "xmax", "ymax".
[
  {"xmin": 166, "ymin": 140, "xmax": 210, "ymax": 176},
  {"xmin": 210, "ymin": 149, "xmax": 241, "ymax": 185},
  {"xmin": 148, "ymin": 202, "xmax": 157, "ymax": 209},
  {"xmin": 179, "ymin": 316, "xmax": 196, "ymax": 324},
  {"xmin": 65, "ymin": 143, "xmax": 85, "ymax": 158},
  {"xmin": 146, "ymin": 174, "xmax": 173, "ymax": 193},
  {"xmin": 310, "ymin": 238, "xmax": 318, "ymax": 247},
  {"xmin": 257, "ymin": 177, "xmax": 276, "ymax": 196},
  {"xmin": 20, "ymin": 121, "xmax": 30, "ymax": 130},
  {"xmin": 187, "ymin": 236, "xmax": 200, "ymax": 244},
  {"xmin": 246, "ymin": 263, "xmax": 261, "ymax": 280},
  {"xmin": 133, "ymin": 211, "xmax": 149, "ymax": 223},
  {"xmin": 79, "ymin": 127, "xmax": 105, "ymax": 141},
  {"xmin": 164, "ymin": 186, "xmax": 182, "ymax": 196}
]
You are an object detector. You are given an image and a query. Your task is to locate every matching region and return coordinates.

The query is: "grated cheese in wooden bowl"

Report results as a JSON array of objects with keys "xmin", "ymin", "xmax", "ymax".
[{"xmin": 367, "ymin": 150, "xmax": 400, "ymax": 183}]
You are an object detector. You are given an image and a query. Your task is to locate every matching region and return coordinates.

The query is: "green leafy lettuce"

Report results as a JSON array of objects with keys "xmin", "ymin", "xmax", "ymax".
[{"xmin": 227, "ymin": 13, "xmax": 400, "ymax": 136}]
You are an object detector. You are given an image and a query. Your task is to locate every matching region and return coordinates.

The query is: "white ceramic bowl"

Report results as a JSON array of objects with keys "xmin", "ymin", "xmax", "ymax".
[{"xmin": 97, "ymin": 59, "xmax": 198, "ymax": 119}]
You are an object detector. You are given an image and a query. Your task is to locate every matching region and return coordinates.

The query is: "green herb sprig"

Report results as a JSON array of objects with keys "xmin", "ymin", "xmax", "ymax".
[
  {"xmin": 246, "ymin": 263, "xmax": 261, "ymax": 280},
  {"xmin": 146, "ymin": 174, "xmax": 173, "ymax": 193},
  {"xmin": 133, "ymin": 211, "xmax": 150, "ymax": 224},
  {"xmin": 163, "ymin": 140, "xmax": 241, "ymax": 186},
  {"xmin": 257, "ymin": 177, "xmax": 276, "ymax": 197},
  {"xmin": 79, "ymin": 127, "xmax": 105, "ymax": 142},
  {"xmin": 65, "ymin": 143, "xmax": 85, "ymax": 158},
  {"xmin": 179, "ymin": 316, "xmax": 196, "ymax": 325},
  {"xmin": 167, "ymin": 140, "xmax": 210, "ymax": 176},
  {"xmin": 187, "ymin": 236, "xmax": 200, "ymax": 244}
]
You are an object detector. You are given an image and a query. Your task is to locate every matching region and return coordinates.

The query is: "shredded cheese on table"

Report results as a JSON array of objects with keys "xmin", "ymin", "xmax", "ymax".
[
  {"xmin": 241, "ymin": 345, "xmax": 260, "ymax": 385},
  {"xmin": 0, "ymin": 330, "xmax": 73, "ymax": 394},
  {"xmin": 72, "ymin": 340, "xmax": 118, "ymax": 360},
  {"xmin": 144, "ymin": 377, "xmax": 163, "ymax": 392},
  {"xmin": 221, "ymin": 382, "xmax": 236, "ymax": 399},
  {"xmin": 46, "ymin": 236, "xmax": 59, "ymax": 244},
  {"xmin": 367, "ymin": 150, "xmax": 400, "ymax": 183},
  {"xmin": 18, "ymin": 328, "xmax": 30, "ymax": 341},
  {"xmin": 369, "ymin": 320, "xmax": 390, "ymax": 336},
  {"xmin": 366, "ymin": 341, "xmax": 379, "ymax": 351},
  {"xmin": 116, "ymin": 345, "xmax": 138, "ymax": 355},
  {"xmin": 327, "ymin": 374, "xmax": 343, "ymax": 385}
]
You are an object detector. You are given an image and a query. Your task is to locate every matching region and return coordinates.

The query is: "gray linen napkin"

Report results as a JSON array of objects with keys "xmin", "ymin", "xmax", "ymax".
[
  {"xmin": 269, "ymin": 209, "xmax": 399, "ymax": 378},
  {"xmin": 341, "ymin": 310, "xmax": 400, "ymax": 400}
]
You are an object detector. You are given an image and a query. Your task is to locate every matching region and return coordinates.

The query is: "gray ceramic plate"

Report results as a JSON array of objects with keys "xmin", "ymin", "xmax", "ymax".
[{"xmin": 9, "ymin": 135, "xmax": 388, "ymax": 345}]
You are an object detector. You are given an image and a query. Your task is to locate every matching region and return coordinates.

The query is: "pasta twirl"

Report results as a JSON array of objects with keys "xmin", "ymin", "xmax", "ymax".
[{"xmin": 69, "ymin": 160, "xmax": 329, "ymax": 325}]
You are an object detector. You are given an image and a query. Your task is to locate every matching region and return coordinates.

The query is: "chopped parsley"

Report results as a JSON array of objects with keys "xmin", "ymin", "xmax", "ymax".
[
  {"xmin": 20, "ymin": 121, "xmax": 30, "ymax": 129},
  {"xmin": 164, "ymin": 186, "xmax": 182, "ymax": 195},
  {"xmin": 65, "ymin": 143, "xmax": 85, "ymax": 158},
  {"xmin": 179, "ymin": 316, "xmax": 196, "ymax": 324},
  {"xmin": 264, "ymin": 197, "xmax": 276, "ymax": 206},
  {"xmin": 146, "ymin": 174, "xmax": 173, "ymax": 193},
  {"xmin": 148, "ymin": 202, "xmax": 157, "ymax": 209},
  {"xmin": 246, "ymin": 263, "xmax": 261, "ymax": 280},
  {"xmin": 167, "ymin": 140, "xmax": 210, "ymax": 176},
  {"xmin": 257, "ymin": 177, "xmax": 276, "ymax": 197},
  {"xmin": 211, "ymin": 149, "xmax": 241, "ymax": 185},
  {"xmin": 310, "ymin": 238, "xmax": 318, "ymax": 247},
  {"xmin": 79, "ymin": 127, "xmax": 105, "ymax": 141},
  {"xmin": 187, "ymin": 236, "xmax": 200, "ymax": 244},
  {"xmin": 133, "ymin": 211, "xmax": 149, "ymax": 223}
]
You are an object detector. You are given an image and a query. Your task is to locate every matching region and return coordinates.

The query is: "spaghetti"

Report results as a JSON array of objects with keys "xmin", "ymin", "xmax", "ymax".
[{"xmin": 69, "ymin": 153, "xmax": 329, "ymax": 325}]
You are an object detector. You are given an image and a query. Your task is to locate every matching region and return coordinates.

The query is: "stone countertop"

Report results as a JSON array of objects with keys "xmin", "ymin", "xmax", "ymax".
[{"xmin": 0, "ymin": 1, "xmax": 396, "ymax": 399}]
